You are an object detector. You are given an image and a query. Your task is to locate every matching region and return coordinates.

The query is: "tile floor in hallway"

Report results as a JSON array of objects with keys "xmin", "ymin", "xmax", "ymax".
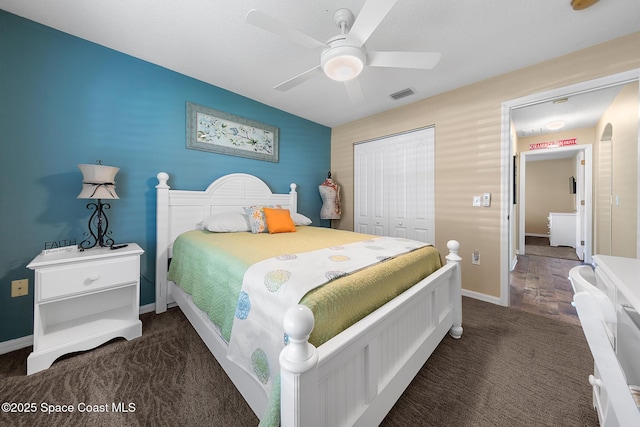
[{"xmin": 510, "ymin": 253, "xmax": 585, "ymax": 326}]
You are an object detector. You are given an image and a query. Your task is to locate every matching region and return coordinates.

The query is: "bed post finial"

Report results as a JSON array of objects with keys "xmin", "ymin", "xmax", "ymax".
[
  {"xmin": 156, "ymin": 172, "xmax": 170, "ymax": 189},
  {"xmin": 280, "ymin": 305, "xmax": 319, "ymax": 427},
  {"xmin": 446, "ymin": 240, "xmax": 461, "ymax": 263},
  {"xmin": 280, "ymin": 305, "xmax": 317, "ymax": 371},
  {"xmin": 445, "ymin": 240, "xmax": 463, "ymax": 339}
]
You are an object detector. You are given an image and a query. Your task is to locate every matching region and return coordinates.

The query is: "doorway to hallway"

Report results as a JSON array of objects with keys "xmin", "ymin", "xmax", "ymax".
[{"xmin": 499, "ymin": 69, "xmax": 640, "ymax": 307}]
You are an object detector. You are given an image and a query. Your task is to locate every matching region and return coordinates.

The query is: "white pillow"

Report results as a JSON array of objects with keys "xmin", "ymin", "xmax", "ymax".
[
  {"xmin": 290, "ymin": 212, "xmax": 312, "ymax": 226},
  {"xmin": 200, "ymin": 212, "xmax": 250, "ymax": 232}
]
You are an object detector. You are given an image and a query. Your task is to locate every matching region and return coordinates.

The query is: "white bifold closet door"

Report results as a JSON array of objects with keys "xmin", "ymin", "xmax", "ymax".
[{"xmin": 354, "ymin": 127, "xmax": 435, "ymax": 243}]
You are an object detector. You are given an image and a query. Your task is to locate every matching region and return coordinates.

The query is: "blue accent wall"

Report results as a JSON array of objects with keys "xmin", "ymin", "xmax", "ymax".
[{"xmin": 0, "ymin": 11, "xmax": 331, "ymax": 343}]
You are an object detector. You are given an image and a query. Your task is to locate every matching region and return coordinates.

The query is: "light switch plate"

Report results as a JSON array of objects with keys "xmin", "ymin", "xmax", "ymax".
[{"xmin": 482, "ymin": 193, "xmax": 491, "ymax": 207}]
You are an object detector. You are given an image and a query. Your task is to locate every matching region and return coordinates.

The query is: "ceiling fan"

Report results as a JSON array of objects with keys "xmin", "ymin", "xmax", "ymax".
[{"xmin": 246, "ymin": 0, "xmax": 441, "ymax": 103}]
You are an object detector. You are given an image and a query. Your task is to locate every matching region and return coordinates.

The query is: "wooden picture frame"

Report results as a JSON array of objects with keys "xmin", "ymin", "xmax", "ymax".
[{"xmin": 186, "ymin": 102, "xmax": 279, "ymax": 162}]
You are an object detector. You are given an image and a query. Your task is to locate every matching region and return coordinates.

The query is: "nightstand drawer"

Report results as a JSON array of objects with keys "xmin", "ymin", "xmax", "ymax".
[{"xmin": 37, "ymin": 257, "xmax": 138, "ymax": 302}]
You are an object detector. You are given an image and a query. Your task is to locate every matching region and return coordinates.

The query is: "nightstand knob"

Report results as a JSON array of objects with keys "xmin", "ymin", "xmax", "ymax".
[{"xmin": 88, "ymin": 273, "xmax": 100, "ymax": 281}]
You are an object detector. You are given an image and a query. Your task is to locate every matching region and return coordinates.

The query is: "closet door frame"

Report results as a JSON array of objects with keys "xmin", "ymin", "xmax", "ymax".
[{"xmin": 353, "ymin": 127, "xmax": 435, "ymax": 243}]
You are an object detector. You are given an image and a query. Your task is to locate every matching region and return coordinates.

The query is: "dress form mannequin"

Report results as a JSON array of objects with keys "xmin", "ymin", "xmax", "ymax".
[{"xmin": 319, "ymin": 172, "xmax": 341, "ymax": 220}]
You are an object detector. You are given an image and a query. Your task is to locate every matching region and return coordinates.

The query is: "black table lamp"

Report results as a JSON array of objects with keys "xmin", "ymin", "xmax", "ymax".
[{"xmin": 77, "ymin": 163, "xmax": 119, "ymax": 249}]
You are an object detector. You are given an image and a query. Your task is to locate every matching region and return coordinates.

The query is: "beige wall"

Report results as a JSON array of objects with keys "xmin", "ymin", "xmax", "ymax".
[
  {"xmin": 524, "ymin": 158, "xmax": 575, "ymax": 235},
  {"xmin": 331, "ymin": 31, "xmax": 640, "ymax": 299},
  {"xmin": 518, "ymin": 127, "xmax": 596, "ymax": 235},
  {"xmin": 594, "ymin": 82, "xmax": 639, "ymax": 257}
]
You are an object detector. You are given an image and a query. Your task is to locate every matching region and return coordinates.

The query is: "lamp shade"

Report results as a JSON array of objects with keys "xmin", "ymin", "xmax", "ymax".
[{"xmin": 77, "ymin": 164, "xmax": 119, "ymax": 199}]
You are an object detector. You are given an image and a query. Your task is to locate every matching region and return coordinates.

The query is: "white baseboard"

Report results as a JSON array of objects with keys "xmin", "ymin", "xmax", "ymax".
[
  {"xmin": 0, "ymin": 335, "xmax": 33, "ymax": 356},
  {"xmin": 139, "ymin": 303, "xmax": 156, "ymax": 314},
  {"xmin": 462, "ymin": 289, "xmax": 503, "ymax": 306},
  {"xmin": 525, "ymin": 233, "xmax": 549, "ymax": 238}
]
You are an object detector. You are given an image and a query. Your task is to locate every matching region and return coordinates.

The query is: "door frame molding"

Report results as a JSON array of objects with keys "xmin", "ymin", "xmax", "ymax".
[
  {"xmin": 499, "ymin": 69, "xmax": 640, "ymax": 307},
  {"xmin": 517, "ymin": 144, "xmax": 592, "ymax": 262}
]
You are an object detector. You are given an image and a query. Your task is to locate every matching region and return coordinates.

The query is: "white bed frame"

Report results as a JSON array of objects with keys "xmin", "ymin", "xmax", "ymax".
[{"xmin": 155, "ymin": 172, "xmax": 462, "ymax": 427}]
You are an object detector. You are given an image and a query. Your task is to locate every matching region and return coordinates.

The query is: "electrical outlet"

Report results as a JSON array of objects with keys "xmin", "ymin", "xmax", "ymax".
[
  {"xmin": 11, "ymin": 279, "xmax": 28, "ymax": 297},
  {"xmin": 472, "ymin": 251, "xmax": 481, "ymax": 265}
]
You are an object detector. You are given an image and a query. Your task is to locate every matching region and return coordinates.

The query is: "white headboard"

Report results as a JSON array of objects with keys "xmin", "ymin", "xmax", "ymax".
[{"xmin": 155, "ymin": 172, "xmax": 298, "ymax": 312}]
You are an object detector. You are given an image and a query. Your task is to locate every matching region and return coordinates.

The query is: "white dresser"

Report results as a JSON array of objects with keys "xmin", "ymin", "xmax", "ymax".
[
  {"xmin": 548, "ymin": 212, "xmax": 576, "ymax": 247},
  {"xmin": 26, "ymin": 244, "xmax": 144, "ymax": 375}
]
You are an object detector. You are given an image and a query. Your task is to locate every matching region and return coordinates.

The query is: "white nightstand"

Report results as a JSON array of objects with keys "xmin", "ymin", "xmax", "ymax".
[{"xmin": 26, "ymin": 243, "xmax": 144, "ymax": 375}]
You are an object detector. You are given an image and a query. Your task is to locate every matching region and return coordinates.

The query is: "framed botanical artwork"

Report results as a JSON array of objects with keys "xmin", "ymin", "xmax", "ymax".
[{"xmin": 186, "ymin": 102, "xmax": 279, "ymax": 162}]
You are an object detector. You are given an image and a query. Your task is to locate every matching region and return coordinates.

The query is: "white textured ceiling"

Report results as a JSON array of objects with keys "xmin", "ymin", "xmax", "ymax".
[
  {"xmin": 511, "ymin": 85, "xmax": 625, "ymax": 138},
  {"xmin": 1, "ymin": 0, "xmax": 639, "ymax": 127}
]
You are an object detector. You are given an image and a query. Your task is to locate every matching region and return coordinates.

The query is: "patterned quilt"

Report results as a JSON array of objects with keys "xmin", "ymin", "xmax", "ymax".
[
  {"xmin": 167, "ymin": 226, "xmax": 443, "ymax": 426},
  {"xmin": 226, "ymin": 236, "xmax": 428, "ymax": 394}
]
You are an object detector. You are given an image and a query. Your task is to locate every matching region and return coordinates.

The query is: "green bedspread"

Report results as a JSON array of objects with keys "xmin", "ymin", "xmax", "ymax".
[{"xmin": 168, "ymin": 226, "xmax": 443, "ymax": 347}]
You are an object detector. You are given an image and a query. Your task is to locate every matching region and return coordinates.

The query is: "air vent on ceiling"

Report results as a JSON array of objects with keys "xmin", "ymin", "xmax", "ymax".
[{"xmin": 390, "ymin": 88, "xmax": 415, "ymax": 101}]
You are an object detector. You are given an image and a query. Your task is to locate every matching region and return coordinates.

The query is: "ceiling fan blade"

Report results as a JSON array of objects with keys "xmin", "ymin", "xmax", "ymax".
[
  {"xmin": 368, "ymin": 51, "xmax": 442, "ymax": 69},
  {"xmin": 347, "ymin": 0, "xmax": 399, "ymax": 46},
  {"xmin": 246, "ymin": 9, "xmax": 327, "ymax": 50},
  {"xmin": 274, "ymin": 66, "xmax": 323, "ymax": 91},
  {"xmin": 344, "ymin": 78, "xmax": 365, "ymax": 104}
]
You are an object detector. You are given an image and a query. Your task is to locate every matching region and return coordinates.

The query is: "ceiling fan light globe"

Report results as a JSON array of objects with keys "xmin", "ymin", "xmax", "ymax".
[
  {"xmin": 321, "ymin": 46, "xmax": 365, "ymax": 81},
  {"xmin": 546, "ymin": 120, "xmax": 565, "ymax": 131}
]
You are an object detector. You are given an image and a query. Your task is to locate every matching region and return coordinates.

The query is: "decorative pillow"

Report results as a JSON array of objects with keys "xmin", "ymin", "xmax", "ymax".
[
  {"xmin": 290, "ymin": 212, "xmax": 312, "ymax": 226},
  {"xmin": 263, "ymin": 208, "xmax": 297, "ymax": 234},
  {"xmin": 199, "ymin": 212, "xmax": 250, "ymax": 232},
  {"xmin": 243, "ymin": 205, "xmax": 282, "ymax": 233}
]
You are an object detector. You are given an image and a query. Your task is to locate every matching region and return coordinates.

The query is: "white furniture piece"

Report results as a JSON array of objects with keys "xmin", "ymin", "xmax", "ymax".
[
  {"xmin": 27, "ymin": 243, "xmax": 144, "ymax": 375},
  {"xmin": 593, "ymin": 255, "xmax": 640, "ymax": 386},
  {"xmin": 569, "ymin": 266, "xmax": 617, "ymax": 345},
  {"xmin": 155, "ymin": 172, "xmax": 462, "ymax": 427},
  {"xmin": 353, "ymin": 127, "xmax": 435, "ymax": 243},
  {"xmin": 571, "ymin": 257, "xmax": 640, "ymax": 425},
  {"xmin": 593, "ymin": 255, "xmax": 640, "ymax": 314},
  {"xmin": 548, "ymin": 212, "xmax": 576, "ymax": 247},
  {"xmin": 573, "ymin": 292, "xmax": 640, "ymax": 427}
]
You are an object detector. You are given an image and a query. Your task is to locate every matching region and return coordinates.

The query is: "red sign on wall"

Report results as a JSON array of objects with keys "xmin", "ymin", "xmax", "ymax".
[{"xmin": 529, "ymin": 138, "xmax": 577, "ymax": 150}]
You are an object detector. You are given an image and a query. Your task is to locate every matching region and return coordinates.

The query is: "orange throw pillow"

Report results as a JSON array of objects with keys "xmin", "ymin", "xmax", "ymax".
[{"xmin": 263, "ymin": 208, "xmax": 296, "ymax": 234}]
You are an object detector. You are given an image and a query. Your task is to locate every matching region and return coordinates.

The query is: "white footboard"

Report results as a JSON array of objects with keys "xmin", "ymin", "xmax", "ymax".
[
  {"xmin": 280, "ymin": 241, "xmax": 462, "ymax": 427},
  {"xmin": 155, "ymin": 173, "xmax": 462, "ymax": 426}
]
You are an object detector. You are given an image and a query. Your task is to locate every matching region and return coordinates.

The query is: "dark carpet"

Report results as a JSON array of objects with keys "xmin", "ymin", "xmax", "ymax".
[{"xmin": 0, "ymin": 298, "xmax": 598, "ymax": 426}]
